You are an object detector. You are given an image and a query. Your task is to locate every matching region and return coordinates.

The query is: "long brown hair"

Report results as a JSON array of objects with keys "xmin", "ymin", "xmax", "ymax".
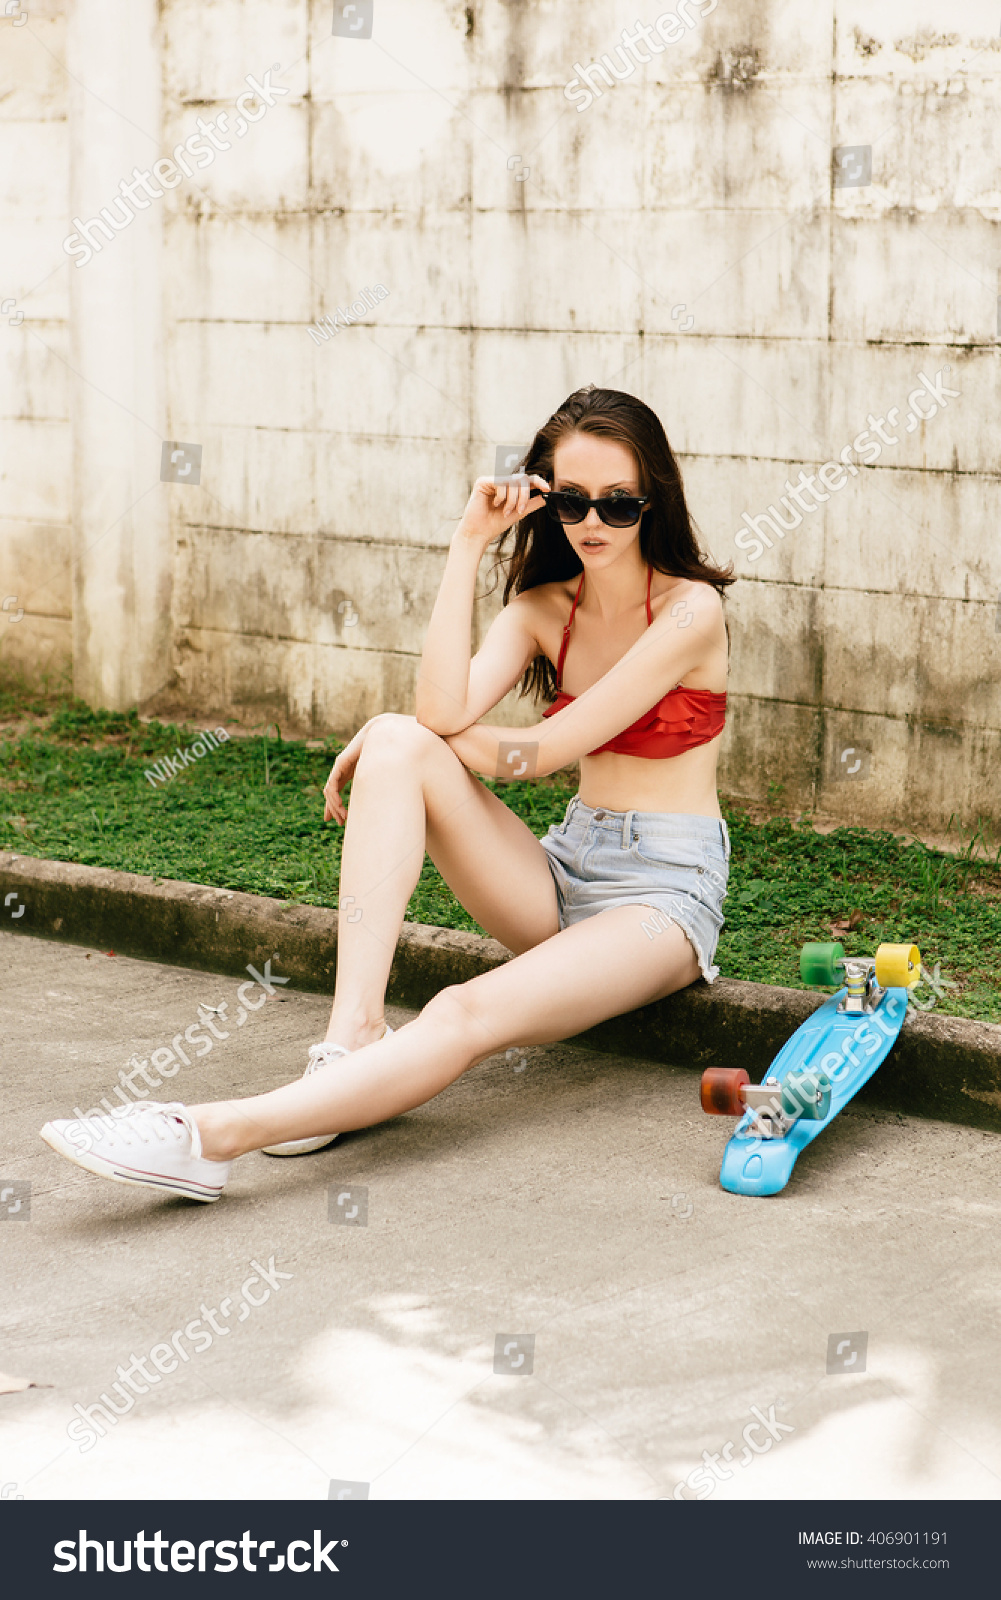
[{"xmin": 490, "ymin": 386, "xmax": 735, "ymax": 705}]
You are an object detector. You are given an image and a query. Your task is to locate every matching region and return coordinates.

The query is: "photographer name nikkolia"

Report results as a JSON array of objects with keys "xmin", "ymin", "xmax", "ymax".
[{"xmin": 144, "ymin": 727, "xmax": 231, "ymax": 787}]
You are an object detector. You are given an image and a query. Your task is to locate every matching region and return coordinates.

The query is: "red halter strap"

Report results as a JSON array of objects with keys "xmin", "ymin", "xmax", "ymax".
[
  {"xmin": 554, "ymin": 566, "xmax": 653, "ymax": 693},
  {"xmin": 554, "ymin": 572, "xmax": 585, "ymax": 693}
]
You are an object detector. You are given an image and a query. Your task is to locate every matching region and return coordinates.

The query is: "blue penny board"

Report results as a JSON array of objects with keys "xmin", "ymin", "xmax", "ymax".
[{"xmin": 718, "ymin": 986, "xmax": 909, "ymax": 1197}]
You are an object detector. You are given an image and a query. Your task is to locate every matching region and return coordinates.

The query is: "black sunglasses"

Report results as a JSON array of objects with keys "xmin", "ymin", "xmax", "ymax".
[{"xmin": 540, "ymin": 490, "xmax": 649, "ymax": 529}]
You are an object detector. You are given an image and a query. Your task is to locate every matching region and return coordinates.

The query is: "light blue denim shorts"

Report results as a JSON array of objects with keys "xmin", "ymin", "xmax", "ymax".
[{"xmin": 539, "ymin": 796, "xmax": 731, "ymax": 983}]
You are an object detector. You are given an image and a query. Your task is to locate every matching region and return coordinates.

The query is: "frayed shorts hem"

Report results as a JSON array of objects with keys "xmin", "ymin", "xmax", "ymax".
[
  {"xmin": 622, "ymin": 902, "xmax": 721, "ymax": 986},
  {"xmin": 539, "ymin": 797, "xmax": 730, "ymax": 986}
]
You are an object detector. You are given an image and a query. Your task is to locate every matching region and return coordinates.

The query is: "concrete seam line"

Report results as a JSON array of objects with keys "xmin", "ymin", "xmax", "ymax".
[{"xmin": 1, "ymin": 852, "xmax": 999, "ymax": 1133}]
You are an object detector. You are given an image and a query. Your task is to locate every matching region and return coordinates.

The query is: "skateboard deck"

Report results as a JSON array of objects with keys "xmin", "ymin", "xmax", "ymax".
[
  {"xmin": 702, "ymin": 941, "xmax": 920, "ymax": 1198},
  {"xmin": 717, "ymin": 985, "xmax": 909, "ymax": 1196}
]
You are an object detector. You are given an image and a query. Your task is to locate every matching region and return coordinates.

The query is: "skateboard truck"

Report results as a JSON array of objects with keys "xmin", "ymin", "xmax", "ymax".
[
  {"xmin": 831, "ymin": 955, "xmax": 883, "ymax": 1016},
  {"xmin": 700, "ymin": 1066, "xmax": 832, "ymax": 1140},
  {"xmin": 801, "ymin": 941, "xmax": 920, "ymax": 1016}
]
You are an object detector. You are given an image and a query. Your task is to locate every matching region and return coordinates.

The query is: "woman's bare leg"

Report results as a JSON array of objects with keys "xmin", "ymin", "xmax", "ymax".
[
  {"xmin": 192, "ymin": 908, "xmax": 701, "ymax": 1160},
  {"xmin": 324, "ymin": 714, "xmax": 561, "ymax": 1049}
]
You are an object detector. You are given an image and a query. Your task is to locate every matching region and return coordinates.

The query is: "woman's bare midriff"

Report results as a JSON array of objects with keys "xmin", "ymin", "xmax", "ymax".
[{"xmin": 574, "ymin": 738, "xmax": 723, "ymax": 818}]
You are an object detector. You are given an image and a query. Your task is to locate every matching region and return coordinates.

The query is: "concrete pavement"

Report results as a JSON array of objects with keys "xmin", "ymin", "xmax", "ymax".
[{"xmin": 2, "ymin": 932, "xmax": 1000, "ymax": 1501}]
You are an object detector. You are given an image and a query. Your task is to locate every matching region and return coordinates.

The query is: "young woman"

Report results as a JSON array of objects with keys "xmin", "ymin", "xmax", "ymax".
[{"xmin": 41, "ymin": 386, "xmax": 735, "ymax": 1202}]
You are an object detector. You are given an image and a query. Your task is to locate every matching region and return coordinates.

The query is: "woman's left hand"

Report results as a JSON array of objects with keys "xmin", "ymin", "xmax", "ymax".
[{"xmin": 322, "ymin": 720, "xmax": 379, "ymax": 823}]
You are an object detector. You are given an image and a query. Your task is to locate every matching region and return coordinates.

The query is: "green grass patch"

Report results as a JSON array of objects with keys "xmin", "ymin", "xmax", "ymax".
[{"xmin": 3, "ymin": 700, "xmax": 999, "ymax": 1022}]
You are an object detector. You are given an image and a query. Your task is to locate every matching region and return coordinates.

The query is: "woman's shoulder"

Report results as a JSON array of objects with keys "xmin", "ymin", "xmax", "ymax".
[
  {"xmin": 648, "ymin": 574, "xmax": 728, "ymax": 693},
  {"xmin": 507, "ymin": 577, "xmax": 579, "ymax": 623},
  {"xmin": 650, "ymin": 572, "xmax": 725, "ymax": 626}
]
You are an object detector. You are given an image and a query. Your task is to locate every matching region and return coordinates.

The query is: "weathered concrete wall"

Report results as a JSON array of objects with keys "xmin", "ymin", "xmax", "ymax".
[
  {"xmin": 0, "ymin": 0, "xmax": 73, "ymax": 688},
  {"xmin": 1, "ymin": 1, "xmax": 999, "ymax": 832}
]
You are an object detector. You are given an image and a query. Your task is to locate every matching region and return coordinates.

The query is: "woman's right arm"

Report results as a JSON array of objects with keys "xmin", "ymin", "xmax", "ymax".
[
  {"xmin": 325, "ymin": 473, "xmax": 548, "ymax": 822},
  {"xmin": 415, "ymin": 472, "xmax": 548, "ymax": 735}
]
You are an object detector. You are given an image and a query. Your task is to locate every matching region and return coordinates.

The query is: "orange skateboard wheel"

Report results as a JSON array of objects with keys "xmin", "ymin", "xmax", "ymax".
[{"xmin": 700, "ymin": 1067, "xmax": 750, "ymax": 1116}]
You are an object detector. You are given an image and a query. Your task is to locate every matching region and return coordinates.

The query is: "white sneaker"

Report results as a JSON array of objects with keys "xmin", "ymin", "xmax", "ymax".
[
  {"xmin": 261, "ymin": 1024, "xmax": 393, "ymax": 1157},
  {"xmin": 40, "ymin": 1102, "xmax": 231, "ymax": 1203}
]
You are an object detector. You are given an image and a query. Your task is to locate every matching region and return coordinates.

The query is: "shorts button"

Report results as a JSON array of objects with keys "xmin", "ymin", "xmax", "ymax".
[{"xmin": 593, "ymin": 810, "xmax": 606, "ymax": 820}]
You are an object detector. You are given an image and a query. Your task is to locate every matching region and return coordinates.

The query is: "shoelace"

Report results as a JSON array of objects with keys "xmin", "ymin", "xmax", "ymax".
[
  {"xmin": 304, "ymin": 1043, "xmax": 351, "ymax": 1076},
  {"xmin": 91, "ymin": 1101, "xmax": 201, "ymax": 1158},
  {"xmin": 304, "ymin": 1025, "xmax": 392, "ymax": 1077}
]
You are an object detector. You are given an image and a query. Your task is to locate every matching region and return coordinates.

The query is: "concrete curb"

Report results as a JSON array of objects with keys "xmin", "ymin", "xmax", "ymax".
[{"xmin": 3, "ymin": 850, "xmax": 1000, "ymax": 1133}]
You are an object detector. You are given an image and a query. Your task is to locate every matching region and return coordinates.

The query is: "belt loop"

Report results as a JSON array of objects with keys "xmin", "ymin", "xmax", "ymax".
[
  {"xmin": 621, "ymin": 808, "xmax": 633, "ymax": 850},
  {"xmin": 719, "ymin": 818, "xmax": 729, "ymax": 854}
]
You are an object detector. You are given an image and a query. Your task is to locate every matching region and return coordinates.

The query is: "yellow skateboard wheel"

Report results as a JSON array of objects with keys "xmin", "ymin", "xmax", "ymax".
[{"xmin": 874, "ymin": 942, "xmax": 921, "ymax": 989}]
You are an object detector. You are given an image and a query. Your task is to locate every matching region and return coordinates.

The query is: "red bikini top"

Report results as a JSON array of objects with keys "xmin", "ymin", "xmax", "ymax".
[{"xmin": 540, "ymin": 565, "xmax": 727, "ymax": 759}]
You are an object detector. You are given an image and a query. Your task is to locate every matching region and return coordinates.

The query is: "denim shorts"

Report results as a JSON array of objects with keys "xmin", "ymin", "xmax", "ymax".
[{"xmin": 539, "ymin": 796, "xmax": 731, "ymax": 984}]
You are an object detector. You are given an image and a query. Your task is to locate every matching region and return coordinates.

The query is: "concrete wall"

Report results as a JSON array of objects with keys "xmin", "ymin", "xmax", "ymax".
[
  {"xmin": 1, "ymin": 0, "xmax": 74, "ymax": 689},
  {"xmin": 1, "ymin": 0, "xmax": 999, "ymax": 832}
]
